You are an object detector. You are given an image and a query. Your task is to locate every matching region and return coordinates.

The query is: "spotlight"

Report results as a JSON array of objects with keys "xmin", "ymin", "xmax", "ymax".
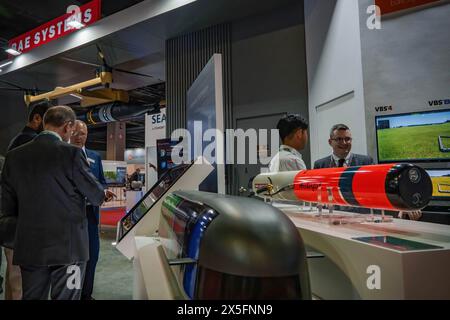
[
  {"xmin": 5, "ymin": 48, "xmax": 21, "ymax": 56},
  {"xmin": 0, "ymin": 60, "xmax": 13, "ymax": 68},
  {"xmin": 67, "ymin": 20, "xmax": 85, "ymax": 29}
]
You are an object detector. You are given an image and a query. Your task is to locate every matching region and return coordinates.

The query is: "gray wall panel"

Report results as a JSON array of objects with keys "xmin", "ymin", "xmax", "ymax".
[
  {"xmin": 166, "ymin": 3, "xmax": 308, "ymax": 194},
  {"xmin": 359, "ymin": 0, "xmax": 450, "ymax": 167},
  {"xmin": 166, "ymin": 23, "xmax": 233, "ymax": 193}
]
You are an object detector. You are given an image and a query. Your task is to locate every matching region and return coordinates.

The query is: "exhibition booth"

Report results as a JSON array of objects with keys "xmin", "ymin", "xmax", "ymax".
[{"xmin": 0, "ymin": 0, "xmax": 449, "ymax": 300}]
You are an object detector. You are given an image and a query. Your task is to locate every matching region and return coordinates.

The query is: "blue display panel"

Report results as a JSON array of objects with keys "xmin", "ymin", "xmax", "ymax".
[
  {"xmin": 159, "ymin": 194, "xmax": 218, "ymax": 299},
  {"xmin": 156, "ymin": 138, "xmax": 183, "ymax": 179}
]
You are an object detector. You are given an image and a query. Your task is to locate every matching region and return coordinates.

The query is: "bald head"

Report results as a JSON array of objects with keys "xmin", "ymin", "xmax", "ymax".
[{"xmin": 71, "ymin": 120, "xmax": 88, "ymax": 148}]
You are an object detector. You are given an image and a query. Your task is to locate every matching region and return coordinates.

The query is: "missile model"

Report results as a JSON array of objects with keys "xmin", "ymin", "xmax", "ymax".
[{"xmin": 252, "ymin": 163, "xmax": 432, "ymax": 211}]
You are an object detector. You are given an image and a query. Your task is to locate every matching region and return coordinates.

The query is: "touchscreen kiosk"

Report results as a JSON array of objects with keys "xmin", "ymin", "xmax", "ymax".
[{"xmin": 115, "ymin": 157, "xmax": 214, "ymax": 259}]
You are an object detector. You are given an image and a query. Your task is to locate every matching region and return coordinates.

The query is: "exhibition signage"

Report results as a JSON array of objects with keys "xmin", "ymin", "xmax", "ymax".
[
  {"xmin": 8, "ymin": 0, "xmax": 101, "ymax": 54},
  {"xmin": 375, "ymin": 0, "xmax": 442, "ymax": 15}
]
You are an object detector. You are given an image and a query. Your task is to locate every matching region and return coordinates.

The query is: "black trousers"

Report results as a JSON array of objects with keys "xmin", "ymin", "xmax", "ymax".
[
  {"xmin": 81, "ymin": 219, "xmax": 100, "ymax": 299},
  {"xmin": 20, "ymin": 262, "xmax": 86, "ymax": 300}
]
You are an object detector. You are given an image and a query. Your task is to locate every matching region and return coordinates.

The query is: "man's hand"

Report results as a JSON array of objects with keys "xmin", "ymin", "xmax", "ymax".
[
  {"xmin": 104, "ymin": 190, "xmax": 117, "ymax": 202},
  {"xmin": 398, "ymin": 210, "xmax": 422, "ymax": 221}
]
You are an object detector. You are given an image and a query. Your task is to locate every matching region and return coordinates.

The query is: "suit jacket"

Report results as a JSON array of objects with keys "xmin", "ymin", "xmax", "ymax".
[
  {"xmin": 0, "ymin": 156, "xmax": 4, "ymax": 203},
  {"xmin": 0, "ymin": 133, "xmax": 105, "ymax": 266},
  {"xmin": 85, "ymin": 148, "xmax": 107, "ymax": 225},
  {"xmin": 0, "ymin": 127, "xmax": 37, "ymax": 249},
  {"xmin": 313, "ymin": 153, "xmax": 374, "ymax": 169},
  {"xmin": 7, "ymin": 126, "xmax": 38, "ymax": 152},
  {"xmin": 0, "ymin": 155, "xmax": 9, "ymax": 248}
]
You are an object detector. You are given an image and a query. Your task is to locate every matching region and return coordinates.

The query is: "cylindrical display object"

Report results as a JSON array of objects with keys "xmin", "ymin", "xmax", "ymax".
[
  {"xmin": 159, "ymin": 190, "xmax": 311, "ymax": 300},
  {"xmin": 78, "ymin": 102, "xmax": 160, "ymax": 124},
  {"xmin": 252, "ymin": 163, "xmax": 432, "ymax": 211}
]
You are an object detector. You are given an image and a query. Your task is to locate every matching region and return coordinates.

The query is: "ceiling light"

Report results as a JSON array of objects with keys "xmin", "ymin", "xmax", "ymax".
[
  {"xmin": 0, "ymin": 60, "xmax": 13, "ymax": 68},
  {"xmin": 70, "ymin": 93, "xmax": 83, "ymax": 99},
  {"xmin": 5, "ymin": 48, "xmax": 21, "ymax": 56},
  {"xmin": 67, "ymin": 20, "xmax": 85, "ymax": 29}
]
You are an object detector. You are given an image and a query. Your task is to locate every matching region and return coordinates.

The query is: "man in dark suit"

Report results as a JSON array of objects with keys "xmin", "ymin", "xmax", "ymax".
[
  {"xmin": 129, "ymin": 168, "xmax": 144, "ymax": 184},
  {"xmin": 313, "ymin": 124, "xmax": 374, "ymax": 169},
  {"xmin": 312, "ymin": 124, "xmax": 421, "ymax": 220},
  {"xmin": 70, "ymin": 120, "xmax": 115, "ymax": 300},
  {"xmin": 2, "ymin": 100, "xmax": 52, "ymax": 300},
  {"xmin": 1, "ymin": 106, "xmax": 106, "ymax": 300},
  {"xmin": 7, "ymin": 101, "xmax": 52, "ymax": 151}
]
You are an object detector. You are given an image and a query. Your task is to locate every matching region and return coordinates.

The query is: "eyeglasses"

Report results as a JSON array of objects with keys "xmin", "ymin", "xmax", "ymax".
[
  {"xmin": 331, "ymin": 137, "xmax": 352, "ymax": 143},
  {"xmin": 71, "ymin": 131, "xmax": 87, "ymax": 137}
]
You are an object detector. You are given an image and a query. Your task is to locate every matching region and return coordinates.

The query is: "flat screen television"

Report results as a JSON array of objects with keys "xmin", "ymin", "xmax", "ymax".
[
  {"xmin": 104, "ymin": 166, "xmax": 127, "ymax": 186},
  {"xmin": 375, "ymin": 109, "xmax": 450, "ymax": 163}
]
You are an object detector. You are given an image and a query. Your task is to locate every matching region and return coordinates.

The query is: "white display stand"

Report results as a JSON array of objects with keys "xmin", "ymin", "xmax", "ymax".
[
  {"xmin": 124, "ymin": 197, "xmax": 450, "ymax": 300},
  {"xmin": 126, "ymin": 190, "xmax": 144, "ymax": 211},
  {"xmin": 115, "ymin": 156, "xmax": 214, "ymax": 260},
  {"xmin": 186, "ymin": 54, "xmax": 225, "ymax": 194},
  {"xmin": 275, "ymin": 203, "xmax": 450, "ymax": 300},
  {"xmin": 132, "ymin": 236, "xmax": 187, "ymax": 300}
]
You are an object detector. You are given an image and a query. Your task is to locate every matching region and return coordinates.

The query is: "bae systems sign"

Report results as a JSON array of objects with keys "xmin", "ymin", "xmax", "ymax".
[{"xmin": 8, "ymin": 0, "xmax": 101, "ymax": 55}]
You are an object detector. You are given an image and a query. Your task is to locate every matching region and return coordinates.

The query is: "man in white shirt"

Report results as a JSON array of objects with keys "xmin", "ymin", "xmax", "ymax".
[{"xmin": 269, "ymin": 114, "xmax": 308, "ymax": 172}]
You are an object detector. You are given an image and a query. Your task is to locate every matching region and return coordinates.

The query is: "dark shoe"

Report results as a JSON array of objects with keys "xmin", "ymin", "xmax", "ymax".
[{"xmin": 81, "ymin": 295, "xmax": 95, "ymax": 300}]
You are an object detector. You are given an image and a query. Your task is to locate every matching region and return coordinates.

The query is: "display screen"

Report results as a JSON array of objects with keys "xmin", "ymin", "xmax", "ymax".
[
  {"xmin": 117, "ymin": 163, "xmax": 192, "ymax": 241},
  {"xmin": 159, "ymin": 194, "xmax": 201, "ymax": 261},
  {"xmin": 157, "ymin": 138, "xmax": 183, "ymax": 179},
  {"xmin": 426, "ymin": 169, "xmax": 450, "ymax": 200},
  {"xmin": 375, "ymin": 109, "xmax": 450, "ymax": 163},
  {"xmin": 353, "ymin": 236, "xmax": 443, "ymax": 251},
  {"xmin": 104, "ymin": 166, "xmax": 127, "ymax": 186}
]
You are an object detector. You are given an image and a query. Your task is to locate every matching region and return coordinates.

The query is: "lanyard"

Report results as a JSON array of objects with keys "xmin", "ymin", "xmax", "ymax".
[{"xmin": 281, "ymin": 147, "xmax": 297, "ymax": 155}]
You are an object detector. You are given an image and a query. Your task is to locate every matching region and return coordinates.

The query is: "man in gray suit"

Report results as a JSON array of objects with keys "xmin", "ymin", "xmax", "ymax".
[
  {"xmin": 313, "ymin": 124, "xmax": 421, "ymax": 220},
  {"xmin": 313, "ymin": 124, "xmax": 373, "ymax": 169},
  {"xmin": 1, "ymin": 106, "xmax": 106, "ymax": 300}
]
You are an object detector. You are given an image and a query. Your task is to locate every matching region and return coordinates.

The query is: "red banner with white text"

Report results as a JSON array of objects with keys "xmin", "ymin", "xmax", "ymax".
[{"xmin": 8, "ymin": 0, "xmax": 101, "ymax": 54}]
